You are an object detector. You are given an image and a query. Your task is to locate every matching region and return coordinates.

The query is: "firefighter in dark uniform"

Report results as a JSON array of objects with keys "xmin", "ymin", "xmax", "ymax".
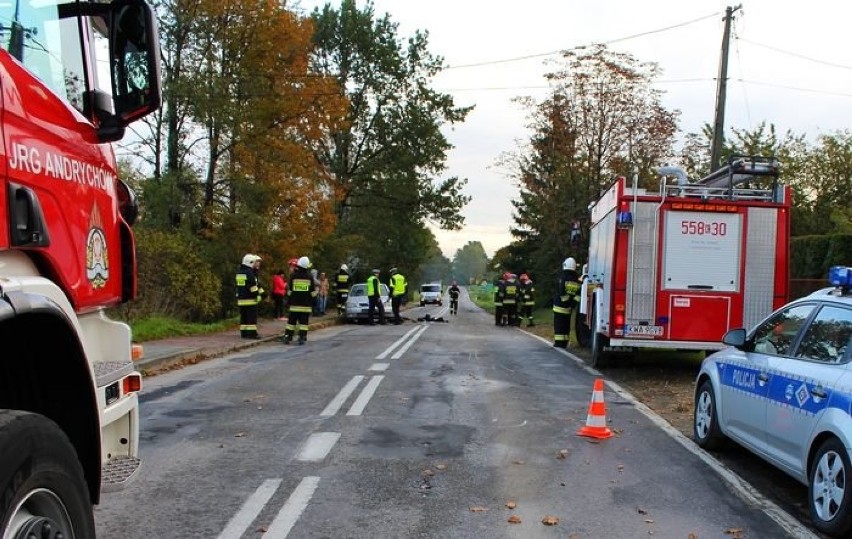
[
  {"xmin": 282, "ymin": 256, "xmax": 316, "ymax": 345},
  {"xmin": 553, "ymin": 257, "xmax": 581, "ymax": 348},
  {"xmin": 366, "ymin": 268, "xmax": 386, "ymax": 324},
  {"xmin": 519, "ymin": 273, "xmax": 535, "ymax": 327},
  {"xmin": 448, "ymin": 280, "xmax": 460, "ymax": 315},
  {"xmin": 236, "ymin": 254, "xmax": 264, "ymax": 339},
  {"xmin": 494, "ymin": 272, "xmax": 506, "ymax": 326},
  {"xmin": 335, "ymin": 263, "xmax": 351, "ymax": 316},
  {"xmin": 502, "ymin": 273, "xmax": 520, "ymax": 327}
]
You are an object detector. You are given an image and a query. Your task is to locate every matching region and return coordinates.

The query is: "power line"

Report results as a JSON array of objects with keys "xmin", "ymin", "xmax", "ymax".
[
  {"xmin": 444, "ymin": 12, "xmax": 721, "ymax": 70},
  {"xmin": 737, "ymin": 37, "xmax": 852, "ymax": 71}
]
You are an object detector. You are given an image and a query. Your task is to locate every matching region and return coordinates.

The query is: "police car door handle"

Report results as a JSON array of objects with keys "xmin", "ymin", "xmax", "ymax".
[
  {"xmin": 757, "ymin": 372, "xmax": 770, "ymax": 385},
  {"xmin": 810, "ymin": 387, "xmax": 827, "ymax": 399}
]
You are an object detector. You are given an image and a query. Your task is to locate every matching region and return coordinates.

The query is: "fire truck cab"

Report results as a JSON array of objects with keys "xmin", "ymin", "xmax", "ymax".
[
  {"xmin": 0, "ymin": 0, "xmax": 160, "ymax": 536},
  {"xmin": 577, "ymin": 156, "xmax": 790, "ymax": 367}
]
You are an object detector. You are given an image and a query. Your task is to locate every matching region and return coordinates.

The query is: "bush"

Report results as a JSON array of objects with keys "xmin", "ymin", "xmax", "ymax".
[
  {"xmin": 120, "ymin": 229, "xmax": 222, "ymax": 323},
  {"xmin": 792, "ymin": 234, "xmax": 852, "ymax": 278}
]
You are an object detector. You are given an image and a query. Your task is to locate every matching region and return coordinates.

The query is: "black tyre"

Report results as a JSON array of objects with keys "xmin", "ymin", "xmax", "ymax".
[
  {"xmin": 809, "ymin": 437, "xmax": 852, "ymax": 536},
  {"xmin": 0, "ymin": 410, "xmax": 94, "ymax": 538},
  {"xmin": 589, "ymin": 306, "xmax": 609, "ymax": 368},
  {"xmin": 693, "ymin": 380, "xmax": 725, "ymax": 450},
  {"xmin": 575, "ymin": 310, "xmax": 591, "ymax": 348}
]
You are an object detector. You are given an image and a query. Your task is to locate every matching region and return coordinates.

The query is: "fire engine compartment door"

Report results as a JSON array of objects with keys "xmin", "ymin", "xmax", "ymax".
[
  {"xmin": 668, "ymin": 295, "xmax": 731, "ymax": 341},
  {"xmin": 662, "ymin": 211, "xmax": 742, "ymax": 292}
]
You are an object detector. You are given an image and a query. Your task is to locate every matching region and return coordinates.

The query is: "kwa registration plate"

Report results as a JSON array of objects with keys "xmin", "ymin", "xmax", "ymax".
[{"xmin": 626, "ymin": 325, "xmax": 663, "ymax": 337}]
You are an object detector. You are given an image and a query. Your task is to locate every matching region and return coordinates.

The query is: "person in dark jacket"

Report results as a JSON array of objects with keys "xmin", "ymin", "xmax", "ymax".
[
  {"xmin": 236, "ymin": 254, "xmax": 264, "ymax": 339},
  {"xmin": 518, "ymin": 273, "xmax": 535, "ymax": 327},
  {"xmin": 553, "ymin": 257, "xmax": 581, "ymax": 348},
  {"xmin": 494, "ymin": 273, "xmax": 506, "ymax": 326},
  {"xmin": 366, "ymin": 268, "xmax": 386, "ymax": 325},
  {"xmin": 448, "ymin": 281, "xmax": 460, "ymax": 315},
  {"xmin": 282, "ymin": 256, "xmax": 317, "ymax": 345}
]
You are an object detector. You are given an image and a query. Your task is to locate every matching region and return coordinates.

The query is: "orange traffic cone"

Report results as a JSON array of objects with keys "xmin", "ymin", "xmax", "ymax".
[{"xmin": 577, "ymin": 378, "xmax": 614, "ymax": 439}]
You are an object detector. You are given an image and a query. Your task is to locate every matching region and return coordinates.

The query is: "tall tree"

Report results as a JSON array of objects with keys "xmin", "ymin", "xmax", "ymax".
[
  {"xmin": 504, "ymin": 45, "xmax": 677, "ymax": 300},
  {"xmin": 310, "ymin": 0, "xmax": 472, "ymax": 246},
  {"xmin": 452, "ymin": 241, "xmax": 489, "ymax": 285}
]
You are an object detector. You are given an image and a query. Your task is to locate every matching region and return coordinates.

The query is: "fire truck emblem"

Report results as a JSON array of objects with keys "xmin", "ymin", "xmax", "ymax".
[{"xmin": 85, "ymin": 202, "xmax": 109, "ymax": 288}]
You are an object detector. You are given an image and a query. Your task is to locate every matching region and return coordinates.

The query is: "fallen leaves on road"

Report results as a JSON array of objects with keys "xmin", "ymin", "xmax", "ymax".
[
  {"xmin": 541, "ymin": 515, "xmax": 559, "ymax": 526},
  {"xmin": 469, "ymin": 506, "xmax": 489, "ymax": 512},
  {"xmin": 513, "ymin": 460, "xmax": 525, "ymax": 465},
  {"xmin": 508, "ymin": 515, "xmax": 522, "ymax": 524},
  {"xmin": 637, "ymin": 507, "xmax": 648, "ymax": 515},
  {"xmin": 557, "ymin": 449, "xmax": 570, "ymax": 459},
  {"xmin": 505, "ymin": 501, "xmax": 517, "ymax": 509},
  {"xmin": 234, "ymin": 432, "xmax": 246, "ymax": 437},
  {"xmin": 435, "ymin": 463, "xmax": 447, "ymax": 471},
  {"xmin": 725, "ymin": 528, "xmax": 744, "ymax": 538},
  {"xmin": 422, "ymin": 469, "xmax": 435, "ymax": 477}
]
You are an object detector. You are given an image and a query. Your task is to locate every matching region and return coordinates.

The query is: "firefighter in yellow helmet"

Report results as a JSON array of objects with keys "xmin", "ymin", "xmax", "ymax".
[
  {"xmin": 236, "ymin": 254, "xmax": 264, "ymax": 339},
  {"xmin": 553, "ymin": 257, "xmax": 581, "ymax": 348}
]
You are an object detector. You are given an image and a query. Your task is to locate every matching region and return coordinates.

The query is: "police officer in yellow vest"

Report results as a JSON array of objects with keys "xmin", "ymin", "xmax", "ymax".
[
  {"xmin": 389, "ymin": 267, "xmax": 407, "ymax": 325},
  {"xmin": 366, "ymin": 268, "xmax": 386, "ymax": 325},
  {"xmin": 236, "ymin": 254, "xmax": 264, "ymax": 339},
  {"xmin": 553, "ymin": 257, "xmax": 581, "ymax": 348}
]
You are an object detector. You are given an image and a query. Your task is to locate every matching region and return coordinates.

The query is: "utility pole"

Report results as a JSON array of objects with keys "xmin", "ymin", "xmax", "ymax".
[{"xmin": 710, "ymin": 4, "xmax": 741, "ymax": 172}]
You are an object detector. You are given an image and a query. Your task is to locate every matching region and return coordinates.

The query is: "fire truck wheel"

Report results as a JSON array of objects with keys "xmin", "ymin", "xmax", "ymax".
[
  {"xmin": 575, "ymin": 312, "xmax": 591, "ymax": 348},
  {"xmin": 0, "ymin": 410, "xmax": 95, "ymax": 539},
  {"xmin": 809, "ymin": 437, "xmax": 852, "ymax": 537},
  {"xmin": 693, "ymin": 380, "xmax": 726, "ymax": 450},
  {"xmin": 589, "ymin": 307, "xmax": 609, "ymax": 367}
]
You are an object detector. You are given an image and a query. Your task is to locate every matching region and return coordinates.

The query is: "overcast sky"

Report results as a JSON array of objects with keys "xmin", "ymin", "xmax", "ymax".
[{"xmin": 298, "ymin": 0, "xmax": 852, "ymax": 258}]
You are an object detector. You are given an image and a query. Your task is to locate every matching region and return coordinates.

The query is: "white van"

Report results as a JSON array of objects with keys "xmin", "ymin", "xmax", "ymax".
[{"xmin": 419, "ymin": 282, "xmax": 443, "ymax": 306}]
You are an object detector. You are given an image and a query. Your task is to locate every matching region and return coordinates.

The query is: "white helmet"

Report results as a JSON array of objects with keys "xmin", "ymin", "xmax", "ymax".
[
  {"xmin": 340, "ymin": 264, "xmax": 349, "ymax": 272},
  {"xmin": 563, "ymin": 257, "xmax": 577, "ymax": 271},
  {"xmin": 297, "ymin": 256, "xmax": 310, "ymax": 269},
  {"xmin": 242, "ymin": 254, "xmax": 257, "ymax": 266}
]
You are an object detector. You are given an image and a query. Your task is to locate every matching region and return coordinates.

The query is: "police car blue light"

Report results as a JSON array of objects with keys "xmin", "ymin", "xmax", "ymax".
[{"xmin": 694, "ymin": 266, "xmax": 852, "ymax": 536}]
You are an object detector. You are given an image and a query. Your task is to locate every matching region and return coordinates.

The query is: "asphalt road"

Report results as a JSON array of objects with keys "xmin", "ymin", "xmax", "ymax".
[{"xmin": 94, "ymin": 290, "xmax": 815, "ymax": 538}]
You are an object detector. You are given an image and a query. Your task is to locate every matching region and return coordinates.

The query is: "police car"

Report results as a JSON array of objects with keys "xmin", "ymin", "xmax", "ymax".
[{"xmin": 694, "ymin": 266, "xmax": 852, "ymax": 536}]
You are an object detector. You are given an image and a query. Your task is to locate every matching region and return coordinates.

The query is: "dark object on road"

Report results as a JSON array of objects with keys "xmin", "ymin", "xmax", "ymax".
[{"xmin": 417, "ymin": 314, "xmax": 448, "ymax": 323}]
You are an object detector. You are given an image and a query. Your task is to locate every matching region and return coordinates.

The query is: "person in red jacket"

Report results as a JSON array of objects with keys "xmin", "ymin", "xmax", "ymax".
[{"xmin": 271, "ymin": 269, "xmax": 287, "ymax": 320}]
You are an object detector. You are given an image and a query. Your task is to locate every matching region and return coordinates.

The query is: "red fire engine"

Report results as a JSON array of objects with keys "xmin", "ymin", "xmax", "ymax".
[
  {"xmin": 576, "ymin": 156, "xmax": 790, "ymax": 367},
  {"xmin": 0, "ymin": 0, "xmax": 160, "ymax": 535}
]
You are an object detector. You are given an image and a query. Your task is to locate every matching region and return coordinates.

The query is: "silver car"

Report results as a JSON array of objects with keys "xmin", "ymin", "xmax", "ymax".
[
  {"xmin": 344, "ymin": 283, "xmax": 392, "ymax": 323},
  {"xmin": 694, "ymin": 267, "xmax": 852, "ymax": 536}
]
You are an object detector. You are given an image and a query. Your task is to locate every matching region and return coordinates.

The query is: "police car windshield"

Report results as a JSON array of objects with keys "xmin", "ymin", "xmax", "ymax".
[{"xmin": 422, "ymin": 285, "xmax": 440, "ymax": 292}]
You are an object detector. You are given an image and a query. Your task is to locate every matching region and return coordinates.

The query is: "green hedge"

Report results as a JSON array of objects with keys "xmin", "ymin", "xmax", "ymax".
[{"xmin": 791, "ymin": 234, "xmax": 852, "ymax": 278}]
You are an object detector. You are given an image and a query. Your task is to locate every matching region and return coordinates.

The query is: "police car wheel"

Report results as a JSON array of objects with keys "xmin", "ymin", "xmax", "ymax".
[
  {"xmin": 693, "ymin": 381, "xmax": 725, "ymax": 450},
  {"xmin": 0, "ymin": 411, "xmax": 95, "ymax": 539},
  {"xmin": 809, "ymin": 437, "xmax": 852, "ymax": 536}
]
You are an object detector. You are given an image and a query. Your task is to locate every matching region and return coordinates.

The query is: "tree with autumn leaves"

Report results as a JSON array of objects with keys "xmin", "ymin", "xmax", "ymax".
[
  {"xmin": 125, "ymin": 0, "xmax": 468, "ymax": 321},
  {"xmin": 503, "ymin": 45, "xmax": 678, "ymax": 302}
]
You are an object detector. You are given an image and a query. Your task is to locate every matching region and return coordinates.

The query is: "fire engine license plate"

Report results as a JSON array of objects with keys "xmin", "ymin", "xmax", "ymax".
[{"xmin": 626, "ymin": 325, "xmax": 663, "ymax": 336}]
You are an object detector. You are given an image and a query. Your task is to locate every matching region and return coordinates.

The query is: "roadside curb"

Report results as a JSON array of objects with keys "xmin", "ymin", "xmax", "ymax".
[{"xmin": 135, "ymin": 317, "xmax": 345, "ymax": 375}]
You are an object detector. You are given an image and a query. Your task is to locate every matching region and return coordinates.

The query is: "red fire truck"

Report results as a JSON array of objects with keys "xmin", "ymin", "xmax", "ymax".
[
  {"xmin": 576, "ymin": 156, "xmax": 790, "ymax": 367},
  {"xmin": 0, "ymin": 0, "xmax": 160, "ymax": 535}
]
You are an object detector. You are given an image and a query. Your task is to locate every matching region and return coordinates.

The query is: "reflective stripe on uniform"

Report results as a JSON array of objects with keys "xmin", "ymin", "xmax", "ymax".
[
  {"xmin": 553, "ymin": 306, "xmax": 571, "ymax": 314},
  {"xmin": 554, "ymin": 334, "xmax": 568, "ymax": 342}
]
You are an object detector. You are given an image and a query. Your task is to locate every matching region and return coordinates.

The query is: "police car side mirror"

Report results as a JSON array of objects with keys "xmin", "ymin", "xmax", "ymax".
[{"xmin": 722, "ymin": 328, "xmax": 747, "ymax": 348}]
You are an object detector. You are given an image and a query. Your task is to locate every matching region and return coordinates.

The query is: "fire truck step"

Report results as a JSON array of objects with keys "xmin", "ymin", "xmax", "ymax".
[
  {"xmin": 101, "ymin": 455, "xmax": 141, "ymax": 493},
  {"xmin": 93, "ymin": 360, "xmax": 136, "ymax": 387}
]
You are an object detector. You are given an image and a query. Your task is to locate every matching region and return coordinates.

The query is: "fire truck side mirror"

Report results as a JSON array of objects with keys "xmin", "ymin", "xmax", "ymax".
[{"xmin": 107, "ymin": 0, "xmax": 162, "ymax": 131}]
